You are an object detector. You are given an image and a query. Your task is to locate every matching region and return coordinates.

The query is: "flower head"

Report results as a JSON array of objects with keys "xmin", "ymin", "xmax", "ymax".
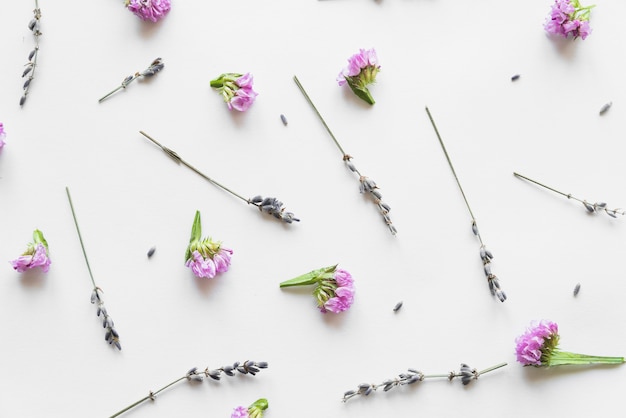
[
  {"xmin": 231, "ymin": 398, "xmax": 268, "ymax": 418},
  {"xmin": 280, "ymin": 265, "xmax": 355, "ymax": 314},
  {"xmin": 337, "ymin": 48, "xmax": 380, "ymax": 105},
  {"xmin": 126, "ymin": 0, "xmax": 171, "ymax": 22},
  {"xmin": 0, "ymin": 122, "xmax": 6, "ymax": 149},
  {"xmin": 544, "ymin": 0, "xmax": 595, "ymax": 40},
  {"xmin": 185, "ymin": 211, "xmax": 233, "ymax": 279},
  {"xmin": 210, "ymin": 73, "xmax": 258, "ymax": 112},
  {"xmin": 10, "ymin": 229, "xmax": 51, "ymax": 273}
]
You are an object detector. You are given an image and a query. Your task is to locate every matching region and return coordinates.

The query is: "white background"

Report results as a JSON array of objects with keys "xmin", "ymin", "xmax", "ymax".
[{"xmin": 1, "ymin": 1, "xmax": 626, "ymax": 417}]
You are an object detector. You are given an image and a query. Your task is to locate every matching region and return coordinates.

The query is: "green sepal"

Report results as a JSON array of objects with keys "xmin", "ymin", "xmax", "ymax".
[
  {"xmin": 32, "ymin": 229, "xmax": 48, "ymax": 249},
  {"xmin": 185, "ymin": 211, "xmax": 202, "ymax": 261},
  {"xmin": 250, "ymin": 398, "xmax": 268, "ymax": 411},
  {"xmin": 546, "ymin": 350, "xmax": 625, "ymax": 367},
  {"xmin": 348, "ymin": 83, "xmax": 375, "ymax": 105},
  {"xmin": 210, "ymin": 75, "xmax": 226, "ymax": 88},
  {"xmin": 279, "ymin": 264, "xmax": 337, "ymax": 288}
]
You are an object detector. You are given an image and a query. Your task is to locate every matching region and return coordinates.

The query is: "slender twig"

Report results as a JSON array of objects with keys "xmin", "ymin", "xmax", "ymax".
[
  {"xmin": 342, "ymin": 362, "xmax": 507, "ymax": 402},
  {"xmin": 425, "ymin": 107, "xmax": 506, "ymax": 302},
  {"xmin": 139, "ymin": 131, "xmax": 299, "ymax": 224},
  {"xmin": 99, "ymin": 58, "xmax": 164, "ymax": 102},
  {"xmin": 20, "ymin": 0, "xmax": 42, "ymax": 107},
  {"xmin": 66, "ymin": 187, "xmax": 121, "ymax": 350},
  {"xmin": 514, "ymin": 172, "xmax": 625, "ymax": 218},
  {"xmin": 293, "ymin": 75, "xmax": 396, "ymax": 235},
  {"xmin": 108, "ymin": 361, "xmax": 268, "ymax": 418}
]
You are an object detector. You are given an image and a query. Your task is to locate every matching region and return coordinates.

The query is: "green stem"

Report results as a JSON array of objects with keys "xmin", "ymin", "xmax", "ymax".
[
  {"xmin": 279, "ymin": 265, "xmax": 337, "ymax": 288},
  {"xmin": 108, "ymin": 376, "xmax": 187, "ymax": 418},
  {"xmin": 65, "ymin": 187, "xmax": 97, "ymax": 290},
  {"xmin": 548, "ymin": 351, "xmax": 624, "ymax": 367}
]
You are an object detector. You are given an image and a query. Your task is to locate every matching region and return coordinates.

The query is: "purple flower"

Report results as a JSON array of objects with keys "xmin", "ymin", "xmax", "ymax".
[
  {"xmin": 280, "ymin": 265, "xmax": 355, "ymax": 314},
  {"xmin": 231, "ymin": 398, "xmax": 268, "ymax": 418},
  {"xmin": 0, "ymin": 122, "xmax": 5, "ymax": 149},
  {"xmin": 231, "ymin": 406, "xmax": 249, "ymax": 418},
  {"xmin": 185, "ymin": 211, "xmax": 233, "ymax": 279},
  {"xmin": 210, "ymin": 72, "xmax": 258, "ymax": 112},
  {"xmin": 337, "ymin": 48, "xmax": 380, "ymax": 105},
  {"xmin": 126, "ymin": 0, "xmax": 171, "ymax": 22},
  {"xmin": 515, "ymin": 320, "xmax": 624, "ymax": 367},
  {"xmin": 544, "ymin": 0, "xmax": 595, "ymax": 40},
  {"xmin": 10, "ymin": 230, "xmax": 51, "ymax": 273}
]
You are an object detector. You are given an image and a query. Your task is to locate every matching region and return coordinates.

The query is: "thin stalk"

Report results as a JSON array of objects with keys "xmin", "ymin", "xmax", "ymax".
[
  {"xmin": 65, "ymin": 187, "xmax": 96, "ymax": 290},
  {"xmin": 477, "ymin": 362, "xmax": 508, "ymax": 375},
  {"xmin": 108, "ymin": 376, "xmax": 187, "ymax": 418},
  {"xmin": 513, "ymin": 172, "xmax": 580, "ymax": 202}
]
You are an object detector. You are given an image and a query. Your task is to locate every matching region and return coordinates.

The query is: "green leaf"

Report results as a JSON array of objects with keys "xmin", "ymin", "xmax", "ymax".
[
  {"xmin": 190, "ymin": 211, "xmax": 202, "ymax": 243},
  {"xmin": 347, "ymin": 82, "xmax": 375, "ymax": 105},
  {"xmin": 32, "ymin": 229, "xmax": 48, "ymax": 249},
  {"xmin": 250, "ymin": 398, "xmax": 268, "ymax": 411},
  {"xmin": 279, "ymin": 264, "xmax": 337, "ymax": 288}
]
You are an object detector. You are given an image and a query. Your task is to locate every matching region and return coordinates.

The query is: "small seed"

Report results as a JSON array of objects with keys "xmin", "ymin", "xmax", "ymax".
[
  {"xmin": 599, "ymin": 102, "xmax": 612, "ymax": 115},
  {"xmin": 511, "ymin": 74, "xmax": 520, "ymax": 81},
  {"xmin": 393, "ymin": 301, "xmax": 403, "ymax": 312},
  {"xmin": 147, "ymin": 246, "xmax": 156, "ymax": 258},
  {"xmin": 573, "ymin": 283, "xmax": 581, "ymax": 296},
  {"xmin": 280, "ymin": 114, "xmax": 288, "ymax": 126}
]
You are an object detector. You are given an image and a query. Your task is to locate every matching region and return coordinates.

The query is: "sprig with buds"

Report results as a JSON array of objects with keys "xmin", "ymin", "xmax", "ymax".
[
  {"xmin": 108, "ymin": 361, "xmax": 268, "ymax": 418},
  {"xmin": 293, "ymin": 75, "xmax": 396, "ymax": 235},
  {"xmin": 342, "ymin": 362, "xmax": 506, "ymax": 402},
  {"xmin": 99, "ymin": 58, "xmax": 164, "ymax": 102},
  {"xmin": 20, "ymin": 0, "xmax": 42, "ymax": 107},
  {"xmin": 139, "ymin": 131, "xmax": 299, "ymax": 224},
  {"xmin": 66, "ymin": 187, "xmax": 121, "ymax": 350},
  {"xmin": 426, "ymin": 107, "xmax": 506, "ymax": 302},
  {"xmin": 514, "ymin": 172, "xmax": 625, "ymax": 218}
]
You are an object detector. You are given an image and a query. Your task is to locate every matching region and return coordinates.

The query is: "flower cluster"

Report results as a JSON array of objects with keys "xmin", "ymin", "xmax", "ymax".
[
  {"xmin": 99, "ymin": 57, "xmax": 164, "ymax": 102},
  {"xmin": 20, "ymin": 2, "xmax": 42, "ymax": 107},
  {"xmin": 185, "ymin": 210, "xmax": 233, "ymax": 279},
  {"xmin": 337, "ymin": 48, "xmax": 380, "ymax": 105},
  {"xmin": 0, "ymin": 122, "xmax": 6, "ymax": 149},
  {"xmin": 126, "ymin": 0, "xmax": 171, "ymax": 22},
  {"xmin": 231, "ymin": 398, "xmax": 269, "ymax": 418},
  {"xmin": 10, "ymin": 229, "xmax": 51, "ymax": 273},
  {"xmin": 210, "ymin": 73, "xmax": 258, "ymax": 112},
  {"xmin": 279, "ymin": 265, "xmax": 355, "ymax": 313},
  {"xmin": 248, "ymin": 195, "xmax": 300, "ymax": 224},
  {"xmin": 515, "ymin": 320, "xmax": 624, "ymax": 367},
  {"xmin": 544, "ymin": 0, "xmax": 595, "ymax": 40}
]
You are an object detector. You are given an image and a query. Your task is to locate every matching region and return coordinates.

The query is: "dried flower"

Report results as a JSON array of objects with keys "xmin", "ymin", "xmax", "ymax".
[
  {"xmin": 513, "ymin": 172, "xmax": 625, "ymax": 219},
  {"xmin": 185, "ymin": 211, "xmax": 233, "ymax": 279},
  {"xmin": 108, "ymin": 361, "xmax": 268, "ymax": 418},
  {"xmin": 294, "ymin": 76, "xmax": 396, "ymax": 235},
  {"xmin": 342, "ymin": 362, "xmax": 507, "ymax": 402},
  {"xmin": 516, "ymin": 320, "xmax": 624, "ymax": 367},
  {"xmin": 139, "ymin": 131, "xmax": 299, "ymax": 224},
  {"xmin": 544, "ymin": 0, "xmax": 594, "ymax": 40},
  {"xmin": 280, "ymin": 265, "xmax": 355, "ymax": 313},
  {"xmin": 10, "ymin": 229, "xmax": 51, "ymax": 273},
  {"xmin": 426, "ymin": 107, "xmax": 506, "ymax": 302},
  {"xmin": 125, "ymin": 0, "xmax": 171, "ymax": 22},
  {"xmin": 210, "ymin": 73, "xmax": 258, "ymax": 112},
  {"xmin": 231, "ymin": 398, "xmax": 269, "ymax": 418},
  {"xmin": 99, "ymin": 58, "xmax": 164, "ymax": 102},
  {"xmin": 20, "ymin": 1, "xmax": 42, "ymax": 107},
  {"xmin": 337, "ymin": 48, "xmax": 380, "ymax": 105},
  {"xmin": 66, "ymin": 187, "xmax": 121, "ymax": 350},
  {"xmin": 0, "ymin": 122, "xmax": 6, "ymax": 149}
]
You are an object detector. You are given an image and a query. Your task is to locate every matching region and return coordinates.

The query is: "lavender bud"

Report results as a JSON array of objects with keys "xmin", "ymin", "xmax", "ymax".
[
  {"xmin": 22, "ymin": 66, "xmax": 33, "ymax": 77},
  {"xmin": 471, "ymin": 221, "xmax": 479, "ymax": 236},
  {"xmin": 28, "ymin": 49, "xmax": 37, "ymax": 61},
  {"xmin": 583, "ymin": 201, "xmax": 595, "ymax": 213}
]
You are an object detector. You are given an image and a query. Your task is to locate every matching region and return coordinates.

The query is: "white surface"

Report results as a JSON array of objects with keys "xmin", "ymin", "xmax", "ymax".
[{"xmin": 1, "ymin": 1, "xmax": 626, "ymax": 417}]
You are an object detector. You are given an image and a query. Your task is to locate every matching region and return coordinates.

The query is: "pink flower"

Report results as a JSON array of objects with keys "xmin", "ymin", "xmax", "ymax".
[
  {"xmin": 185, "ymin": 211, "xmax": 233, "ymax": 279},
  {"xmin": 337, "ymin": 48, "xmax": 380, "ymax": 105},
  {"xmin": 231, "ymin": 406, "xmax": 249, "ymax": 418},
  {"xmin": 544, "ymin": 0, "xmax": 594, "ymax": 40},
  {"xmin": 322, "ymin": 268, "xmax": 355, "ymax": 313},
  {"xmin": 126, "ymin": 0, "xmax": 171, "ymax": 23},
  {"xmin": 515, "ymin": 320, "xmax": 559, "ymax": 366},
  {"xmin": 210, "ymin": 72, "xmax": 258, "ymax": 112},
  {"xmin": 10, "ymin": 230, "xmax": 51, "ymax": 273},
  {"xmin": 0, "ymin": 122, "xmax": 5, "ymax": 149}
]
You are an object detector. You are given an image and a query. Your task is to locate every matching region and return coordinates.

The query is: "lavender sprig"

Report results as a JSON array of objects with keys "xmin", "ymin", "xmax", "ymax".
[
  {"xmin": 108, "ymin": 361, "xmax": 268, "ymax": 418},
  {"xmin": 99, "ymin": 58, "xmax": 164, "ymax": 102},
  {"xmin": 426, "ymin": 107, "xmax": 506, "ymax": 302},
  {"xmin": 293, "ymin": 75, "xmax": 396, "ymax": 235},
  {"xmin": 342, "ymin": 362, "xmax": 506, "ymax": 402},
  {"xmin": 20, "ymin": 0, "xmax": 42, "ymax": 107},
  {"xmin": 139, "ymin": 131, "xmax": 299, "ymax": 224},
  {"xmin": 66, "ymin": 187, "xmax": 121, "ymax": 350},
  {"xmin": 514, "ymin": 172, "xmax": 625, "ymax": 218}
]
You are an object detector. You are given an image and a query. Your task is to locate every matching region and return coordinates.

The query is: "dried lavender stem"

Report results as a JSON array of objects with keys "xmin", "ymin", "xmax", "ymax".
[
  {"xmin": 98, "ymin": 78, "xmax": 137, "ymax": 102},
  {"xmin": 426, "ymin": 107, "xmax": 506, "ymax": 302},
  {"xmin": 20, "ymin": 0, "xmax": 42, "ymax": 107},
  {"xmin": 514, "ymin": 172, "xmax": 625, "ymax": 218},
  {"xmin": 476, "ymin": 362, "xmax": 508, "ymax": 376},
  {"xmin": 66, "ymin": 187, "xmax": 97, "ymax": 290},
  {"xmin": 108, "ymin": 376, "xmax": 187, "ymax": 418},
  {"xmin": 99, "ymin": 58, "xmax": 164, "ymax": 103}
]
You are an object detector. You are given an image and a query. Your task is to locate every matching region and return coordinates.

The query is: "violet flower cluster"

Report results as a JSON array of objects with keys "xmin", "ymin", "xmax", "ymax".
[
  {"xmin": 185, "ymin": 210, "xmax": 233, "ymax": 279},
  {"xmin": 231, "ymin": 398, "xmax": 269, "ymax": 418},
  {"xmin": 10, "ymin": 229, "xmax": 51, "ymax": 273},
  {"xmin": 279, "ymin": 265, "xmax": 355, "ymax": 314},
  {"xmin": 544, "ymin": 0, "xmax": 594, "ymax": 40},
  {"xmin": 126, "ymin": 0, "xmax": 171, "ymax": 22},
  {"xmin": 515, "ymin": 320, "xmax": 624, "ymax": 367},
  {"xmin": 337, "ymin": 48, "xmax": 380, "ymax": 105},
  {"xmin": 210, "ymin": 73, "xmax": 258, "ymax": 112},
  {"xmin": 0, "ymin": 122, "xmax": 6, "ymax": 149}
]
